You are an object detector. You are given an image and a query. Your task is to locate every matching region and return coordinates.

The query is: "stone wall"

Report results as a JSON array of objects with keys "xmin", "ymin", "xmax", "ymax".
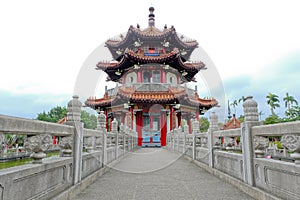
[{"xmin": 167, "ymin": 96, "xmax": 300, "ymax": 200}]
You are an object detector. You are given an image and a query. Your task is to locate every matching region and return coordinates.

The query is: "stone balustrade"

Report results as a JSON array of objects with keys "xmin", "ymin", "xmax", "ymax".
[
  {"xmin": 166, "ymin": 96, "xmax": 300, "ymax": 200},
  {"xmin": 0, "ymin": 95, "xmax": 138, "ymax": 200}
]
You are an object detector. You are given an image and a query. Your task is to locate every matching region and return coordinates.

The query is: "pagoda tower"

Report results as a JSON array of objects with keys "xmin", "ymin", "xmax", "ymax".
[{"xmin": 85, "ymin": 7, "xmax": 218, "ymax": 147}]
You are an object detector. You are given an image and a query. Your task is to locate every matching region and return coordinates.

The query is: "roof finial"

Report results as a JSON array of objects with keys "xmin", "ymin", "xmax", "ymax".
[{"xmin": 148, "ymin": 6, "xmax": 155, "ymax": 26}]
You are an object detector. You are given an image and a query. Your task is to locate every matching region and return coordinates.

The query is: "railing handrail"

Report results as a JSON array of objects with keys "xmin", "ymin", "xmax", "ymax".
[{"xmin": 0, "ymin": 114, "xmax": 73, "ymax": 136}]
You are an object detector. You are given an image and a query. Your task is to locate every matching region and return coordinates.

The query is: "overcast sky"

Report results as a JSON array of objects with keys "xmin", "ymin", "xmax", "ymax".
[{"xmin": 0, "ymin": 0, "xmax": 300, "ymax": 121}]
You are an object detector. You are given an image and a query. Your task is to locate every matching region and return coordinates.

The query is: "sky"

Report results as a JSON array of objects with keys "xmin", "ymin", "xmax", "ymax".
[{"xmin": 0, "ymin": 0, "xmax": 300, "ymax": 122}]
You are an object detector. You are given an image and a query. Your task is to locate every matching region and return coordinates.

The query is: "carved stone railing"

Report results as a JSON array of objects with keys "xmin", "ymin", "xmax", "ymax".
[
  {"xmin": 0, "ymin": 96, "xmax": 138, "ymax": 200},
  {"xmin": 166, "ymin": 96, "xmax": 300, "ymax": 200}
]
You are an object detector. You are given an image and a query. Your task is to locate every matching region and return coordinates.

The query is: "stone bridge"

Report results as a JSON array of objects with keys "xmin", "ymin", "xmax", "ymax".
[{"xmin": 0, "ymin": 96, "xmax": 299, "ymax": 200}]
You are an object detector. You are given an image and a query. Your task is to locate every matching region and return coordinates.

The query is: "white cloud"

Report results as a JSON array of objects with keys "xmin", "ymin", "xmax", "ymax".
[{"xmin": 0, "ymin": 0, "xmax": 300, "ymax": 119}]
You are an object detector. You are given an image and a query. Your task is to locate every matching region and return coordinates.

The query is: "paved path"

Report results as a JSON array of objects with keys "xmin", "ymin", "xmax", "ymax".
[{"xmin": 75, "ymin": 148, "xmax": 254, "ymax": 200}]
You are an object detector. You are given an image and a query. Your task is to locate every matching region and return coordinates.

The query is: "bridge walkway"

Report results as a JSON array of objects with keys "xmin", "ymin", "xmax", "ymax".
[{"xmin": 75, "ymin": 148, "xmax": 254, "ymax": 200}]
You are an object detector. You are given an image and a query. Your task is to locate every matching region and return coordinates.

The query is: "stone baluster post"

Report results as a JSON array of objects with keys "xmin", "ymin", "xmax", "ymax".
[
  {"xmin": 183, "ymin": 124, "xmax": 189, "ymax": 154},
  {"xmin": 124, "ymin": 126, "xmax": 128, "ymax": 154},
  {"xmin": 119, "ymin": 123, "xmax": 125, "ymax": 156},
  {"xmin": 0, "ymin": 133, "xmax": 5, "ymax": 156},
  {"xmin": 241, "ymin": 96, "xmax": 260, "ymax": 186},
  {"xmin": 176, "ymin": 127, "xmax": 180, "ymax": 152},
  {"xmin": 192, "ymin": 119, "xmax": 199, "ymax": 160},
  {"xmin": 131, "ymin": 129, "xmax": 134, "ymax": 150},
  {"xmin": 208, "ymin": 112, "xmax": 219, "ymax": 168},
  {"xmin": 98, "ymin": 111, "xmax": 107, "ymax": 166},
  {"xmin": 111, "ymin": 118, "xmax": 118, "ymax": 159},
  {"xmin": 127, "ymin": 127, "xmax": 131, "ymax": 151},
  {"xmin": 172, "ymin": 130, "xmax": 175, "ymax": 151},
  {"xmin": 65, "ymin": 95, "xmax": 83, "ymax": 185}
]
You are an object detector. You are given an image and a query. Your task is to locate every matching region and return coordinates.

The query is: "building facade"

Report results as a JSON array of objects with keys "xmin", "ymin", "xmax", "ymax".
[{"xmin": 85, "ymin": 7, "xmax": 218, "ymax": 147}]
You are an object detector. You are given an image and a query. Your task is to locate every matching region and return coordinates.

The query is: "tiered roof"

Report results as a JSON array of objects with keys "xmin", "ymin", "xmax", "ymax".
[
  {"xmin": 106, "ymin": 25, "xmax": 198, "ymax": 60},
  {"xmin": 85, "ymin": 85, "xmax": 218, "ymax": 110},
  {"xmin": 96, "ymin": 48, "xmax": 205, "ymax": 82}
]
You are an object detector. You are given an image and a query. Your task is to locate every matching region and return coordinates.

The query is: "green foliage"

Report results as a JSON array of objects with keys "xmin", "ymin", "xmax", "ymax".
[
  {"xmin": 266, "ymin": 93, "xmax": 280, "ymax": 116},
  {"xmin": 238, "ymin": 115, "xmax": 244, "ymax": 123},
  {"xmin": 37, "ymin": 106, "xmax": 97, "ymax": 129},
  {"xmin": 270, "ymin": 141, "xmax": 284, "ymax": 149},
  {"xmin": 37, "ymin": 106, "xmax": 67, "ymax": 123},
  {"xmin": 81, "ymin": 110, "xmax": 97, "ymax": 129},
  {"xmin": 200, "ymin": 117, "xmax": 209, "ymax": 132},
  {"xmin": 283, "ymin": 92, "xmax": 298, "ymax": 113},
  {"xmin": 263, "ymin": 115, "xmax": 281, "ymax": 125},
  {"xmin": 285, "ymin": 105, "xmax": 300, "ymax": 120}
]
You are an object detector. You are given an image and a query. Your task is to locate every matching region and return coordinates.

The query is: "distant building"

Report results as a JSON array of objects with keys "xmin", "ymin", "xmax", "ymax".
[
  {"xmin": 222, "ymin": 114, "xmax": 241, "ymax": 130},
  {"xmin": 85, "ymin": 7, "xmax": 218, "ymax": 147}
]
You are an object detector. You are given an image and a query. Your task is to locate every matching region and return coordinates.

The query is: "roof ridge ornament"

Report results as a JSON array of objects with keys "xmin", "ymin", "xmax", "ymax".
[{"xmin": 148, "ymin": 6, "xmax": 155, "ymax": 27}]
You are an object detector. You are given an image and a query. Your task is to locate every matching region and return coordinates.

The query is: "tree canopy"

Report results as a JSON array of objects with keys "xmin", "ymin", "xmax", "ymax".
[
  {"xmin": 37, "ymin": 106, "xmax": 97, "ymax": 129},
  {"xmin": 200, "ymin": 117, "xmax": 209, "ymax": 132}
]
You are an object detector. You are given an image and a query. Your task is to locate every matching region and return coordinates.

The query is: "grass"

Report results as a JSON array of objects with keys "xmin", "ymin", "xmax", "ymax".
[{"xmin": 0, "ymin": 151, "xmax": 60, "ymax": 170}]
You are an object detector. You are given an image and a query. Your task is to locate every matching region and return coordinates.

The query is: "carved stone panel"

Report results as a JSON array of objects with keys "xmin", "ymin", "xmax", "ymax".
[
  {"xmin": 281, "ymin": 134, "xmax": 300, "ymax": 152},
  {"xmin": 23, "ymin": 134, "xmax": 52, "ymax": 163}
]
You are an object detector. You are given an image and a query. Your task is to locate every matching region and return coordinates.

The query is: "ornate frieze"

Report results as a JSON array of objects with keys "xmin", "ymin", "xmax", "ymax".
[{"xmin": 253, "ymin": 136, "xmax": 269, "ymax": 158}]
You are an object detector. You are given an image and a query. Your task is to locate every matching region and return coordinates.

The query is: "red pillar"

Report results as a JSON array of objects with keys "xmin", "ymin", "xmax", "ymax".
[
  {"xmin": 137, "ymin": 70, "xmax": 142, "ymax": 83},
  {"xmin": 53, "ymin": 136, "xmax": 57, "ymax": 144},
  {"xmin": 104, "ymin": 110, "xmax": 108, "ymax": 131},
  {"xmin": 161, "ymin": 70, "xmax": 166, "ymax": 83},
  {"xmin": 130, "ymin": 107, "xmax": 133, "ymax": 129},
  {"xmin": 161, "ymin": 111, "xmax": 167, "ymax": 146},
  {"xmin": 136, "ymin": 111, "xmax": 143, "ymax": 146},
  {"xmin": 178, "ymin": 112, "xmax": 181, "ymax": 127},
  {"xmin": 189, "ymin": 118, "xmax": 192, "ymax": 134}
]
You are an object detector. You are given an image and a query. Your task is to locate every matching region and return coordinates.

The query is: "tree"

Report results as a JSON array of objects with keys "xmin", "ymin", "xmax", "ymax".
[
  {"xmin": 238, "ymin": 115, "xmax": 244, "ymax": 123},
  {"xmin": 238, "ymin": 96, "xmax": 246, "ymax": 104},
  {"xmin": 266, "ymin": 93, "xmax": 280, "ymax": 116},
  {"xmin": 283, "ymin": 92, "xmax": 298, "ymax": 115},
  {"xmin": 37, "ymin": 106, "xmax": 97, "ymax": 129},
  {"xmin": 263, "ymin": 115, "xmax": 281, "ymax": 125},
  {"xmin": 200, "ymin": 117, "xmax": 210, "ymax": 132},
  {"xmin": 230, "ymin": 100, "xmax": 238, "ymax": 115},
  {"xmin": 285, "ymin": 105, "xmax": 300, "ymax": 120},
  {"xmin": 81, "ymin": 110, "xmax": 97, "ymax": 129},
  {"xmin": 37, "ymin": 106, "xmax": 67, "ymax": 123}
]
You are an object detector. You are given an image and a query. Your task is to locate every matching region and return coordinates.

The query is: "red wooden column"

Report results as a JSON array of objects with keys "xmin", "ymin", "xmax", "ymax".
[
  {"xmin": 160, "ymin": 111, "xmax": 167, "ymax": 146},
  {"xmin": 104, "ymin": 110, "xmax": 108, "ymax": 131},
  {"xmin": 196, "ymin": 110, "xmax": 200, "ymax": 121},
  {"xmin": 189, "ymin": 119, "xmax": 192, "ymax": 134},
  {"xmin": 177, "ymin": 112, "xmax": 182, "ymax": 127},
  {"xmin": 136, "ymin": 111, "xmax": 143, "ymax": 146},
  {"xmin": 137, "ymin": 70, "xmax": 142, "ymax": 83},
  {"xmin": 130, "ymin": 106, "xmax": 133, "ymax": 129},
  {"xmin": 161, "ymin": 70, "xmax": 166, "ymax": 83}
]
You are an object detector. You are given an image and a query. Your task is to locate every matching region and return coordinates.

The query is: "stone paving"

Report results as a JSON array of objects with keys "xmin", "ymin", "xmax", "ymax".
[{"xmin": 75, "ymin": 148, "xmax": 254, "ymax": 200}]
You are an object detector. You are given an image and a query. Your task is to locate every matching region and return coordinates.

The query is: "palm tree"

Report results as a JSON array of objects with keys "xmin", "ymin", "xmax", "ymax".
[
  {"xmin": 283, "ymin": 92, "xmax": 298, "ymax": 113},
  {"xmin": 230, "ymin": 100, "xmax": 238, "ymax": 115},
  {"xmin": 258, "ymin": 111, "xmax": 264, "ymax": 121},
  {"xmin": 266, "ymin": 93, "xmax": 280, "ymax": 116},
  {"xmin": 238, "ymin": 96, "xmax": 246, "ymax": 104}
]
